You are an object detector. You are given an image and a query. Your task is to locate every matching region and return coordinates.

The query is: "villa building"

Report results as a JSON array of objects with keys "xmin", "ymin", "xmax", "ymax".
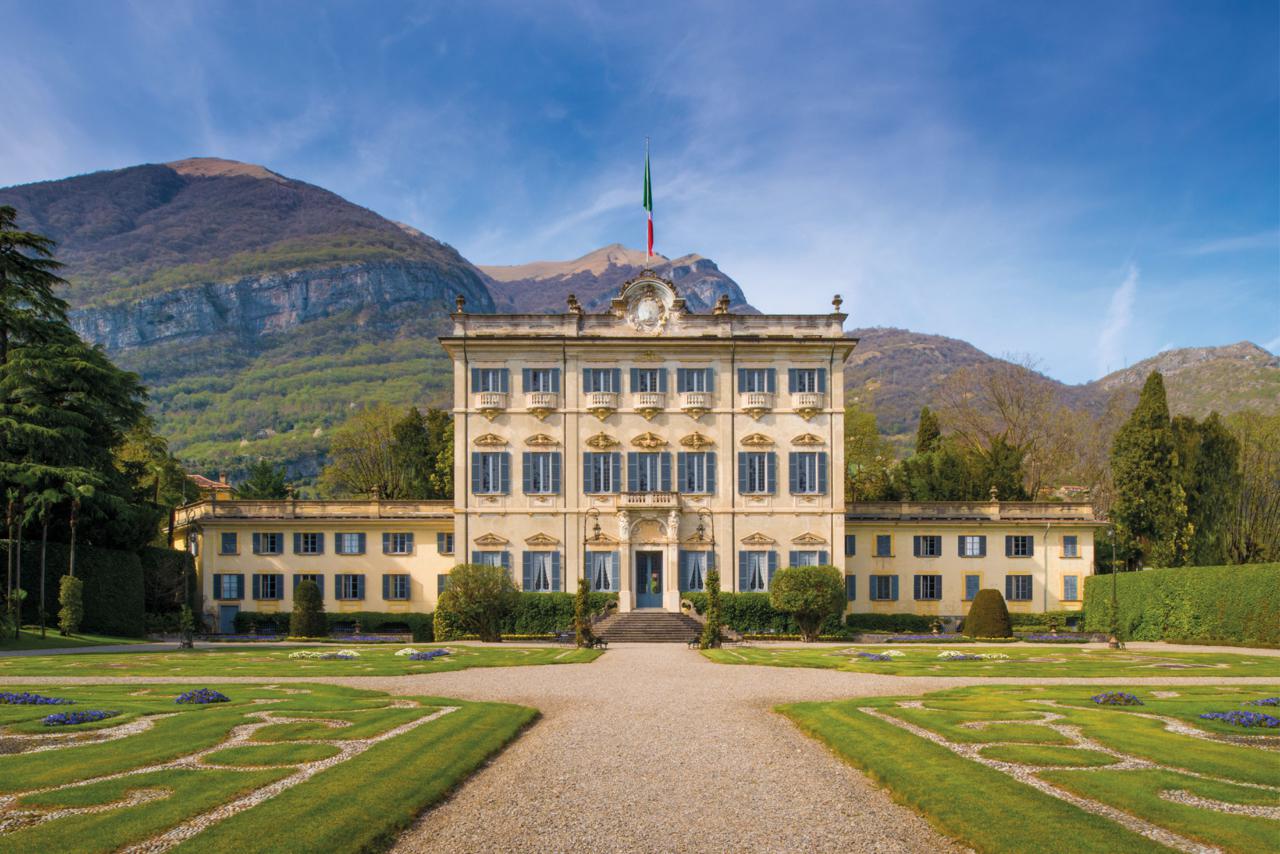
[{"xmin": 174, "ymin": 271, "xmax": 1097, "ymax": 633}]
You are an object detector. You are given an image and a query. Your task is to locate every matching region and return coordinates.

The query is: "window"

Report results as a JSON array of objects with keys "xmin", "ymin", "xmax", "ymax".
[
  {"xmin": 583, "ymin": 367, "xmax": 620, "ymax": 393},
  {"xmin": 874, "ymin": 534, "xmax": 893, "ymax": 557},
  {"xmin": 472, "ymin": 452, "xmax": 511, "ymax": 495},
  {"xmin": 676, "ymin": 367, "xmax": 714, "ymax": 393},
  {"xmin": 336, "ymin": 574, "xmax": 365, "ymax": 601},
  {"xmin": 523, "ymin": 452, "xmax": 562, "ymax": 495},
  {"xmin": 437, "ymin": 574, "xmax": 448, "ymax": 596},
  {"xmin": 219, "ymin": 532, "xmax": 238, "ymax": 555},
  {"xmin": 436, "ymin": 532, "xmax": 454, "ymax": 555},
  {"xmin": 294, "ymin": 532, "xmax": 324, "ymax": 555},
  {"xmin": 787, "ymin": 368, "xmax": 827, "ymax": 393},
  {"xmin": 1006, "ymin": 574, "xmax": 1033, "ymax": 601},
  {"xmin": 740, "ymin": 551, "xmax": 773, "ymax": 592},
  {"xmin": 737, "ymin": 368, "xmax": 776, "ymax": 393},
  {"xmin": 964, "ymin": 574, "xmax": 981, "ymax": 601},
  {"xmin": 470, "ymin": 367, "xmax": 509, "ymax": 393},
  {"xmin": 789, "ymin": 550, "xmax": 828, "ymax": 567},
  {"xmin": 335, "ymin": 533, "xmax": 365, "ymax": 555},
  {"xmin": 383, "ymin": 574, "xmax": 410, "ymax": 601},
  {"xmin": 588, "ymin": 552, "xmax": 618, "ymax": 592},
  {"xmin": 680, "ymin": 551, "xmax": 708, "ymax": 592},
  {"xmin": 521, "ymin": 368, "xmax": 560, "ymax": 393},
  {"xmin": 522, "ymin": 551, "xmax": 560, "ymax": 592},
  {"xmin": 471, "ymin": 551, "xmax": 510, "ymax": 571},
  {"xmin": 738, "ymin": 452, "xmax": 776, "ymax": 495},
  {"xmin": 293, "ymin": 573, "xmax": 324, "ymax": 598},
  {"xmin": 1006, "ymin": 535, "xmax": 1034, "ymax": 557},
  {"xmin": 1063, "ymin": 575, "xmax": 1080, "ymax": 601},
  {"xmin": 629, "ymin": 368, "xmax": 666, "ymax": 393},
  {"xmin": 870, "ymin": 575, "xmax": 898, "ymax": 601},
  {"xmin": 845, "ymin": 575, "xmax": 857, "ymax": 601},
  {"xmin": 253, "ymin": 573, "xmax": 283, "ymax": 600},
  {"xmin": 383, "ymin": 533, "xmax": 414, "ymax": 555},
  {"xmin": 677, "ymin": 452, "xmax": 715, "ymax": 494},
  {"xmin": 845, "ymin": 534, "xmax": 856, "ymax": 556},
  {"xmin": 959, "ymin": 535, "xmax": 986, "ymax": 557},
  {"xmin": 1062, "ymin": 535, "xmax": 1079, "ymax": 558},
  {"xmin": 583, "ymin": 452, "xmax": 620, "ymax": 494},
  {"xmin": 913, "ymin": 574, "xmax": 942, "ymax": 600},
  {"xmin": 627, "ymin": 452, "xmax": 671, "ymax": 493},
  {"xmin": 252, "ymin": 532, "xmax": 282, "ymax": 555},
  {"xmin": 789, "ymin": 452, "xmax": 828, "ymax": 495},
  {"xmin": 913, "ymin": 535, "xmax": 942, "ymax": 558},
  {"xmin": 214, "ymin": 573, "xmax": 243, "ymax": 600}
]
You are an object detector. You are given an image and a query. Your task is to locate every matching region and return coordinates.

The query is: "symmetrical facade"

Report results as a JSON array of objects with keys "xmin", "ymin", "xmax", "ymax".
[{"xmin": 176, "ymin": 271, "xmax": 1098, "ymax": 631}]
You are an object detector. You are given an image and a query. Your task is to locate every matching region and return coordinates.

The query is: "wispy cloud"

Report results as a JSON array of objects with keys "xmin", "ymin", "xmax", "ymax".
[
  {"xmin": 1181, "ymin": 230, "xmax": 1280, "ymax": 256},
  {"xmin": 1098, "ymin": 266, "xmax": 1139, "ymax": 376}
]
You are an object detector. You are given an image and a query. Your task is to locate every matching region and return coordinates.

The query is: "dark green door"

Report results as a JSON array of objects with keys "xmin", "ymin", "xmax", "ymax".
[{"xmin": 636, "ymin": 551, "xmax": 663, "ymax": 608}]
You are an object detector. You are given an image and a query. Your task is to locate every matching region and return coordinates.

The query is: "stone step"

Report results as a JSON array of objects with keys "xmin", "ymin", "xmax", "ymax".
[{"xmin": 596, "ymin": 611, "xmax": 703, "ymax": 644}]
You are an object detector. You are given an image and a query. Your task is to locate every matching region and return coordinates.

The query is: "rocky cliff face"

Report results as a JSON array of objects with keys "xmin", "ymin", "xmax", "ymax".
[{"xmin": 71, "ymin": 259, "xmax": 493, "ymax": 351}]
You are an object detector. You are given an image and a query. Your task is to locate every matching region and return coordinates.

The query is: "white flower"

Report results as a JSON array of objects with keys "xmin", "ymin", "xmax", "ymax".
[
  {"xmin": 937, "ymin": 650, "xmax": 966, "ymax": 659},
  {"xmin": 882, "ymin": 650, "xmax": 905, "ymax": 658},
  {"xmin": 977, "ymin": 652, "xmax": 1010, "ymax": 660},
  {"xmin": 394, "ymin": 648, "xmax": 419, "ymax": 656},
  {"xmin": 335, "ymin": 649, "xmax": 361, "ymax": 658}
]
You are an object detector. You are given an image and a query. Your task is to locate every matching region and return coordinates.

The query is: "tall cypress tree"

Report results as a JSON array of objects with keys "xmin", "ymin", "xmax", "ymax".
[
  {"xmin": 1110, "ymin": 371, "xmax": 1189, "ymax": 568},
  {"xmin": 916, "ymin": 406, "xmax": 942, "ymax": 454},
  {"xmin": 1173, "ymin": 412, "xmax": 1240, "ymax": 565}
]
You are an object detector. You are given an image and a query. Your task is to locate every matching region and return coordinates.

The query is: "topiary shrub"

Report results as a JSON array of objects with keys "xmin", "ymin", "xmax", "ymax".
[
  {"xmin": 58, "ymin": 575, "xmax": 84, "ymax": 636},
  {"xmin": 769, "ymin": 565, "xmax": 845, "ymax": 643},
  {"xmin": 289, "ymin": 580, "xmax": 327, "ymax": 638},
  {"xmin": 433, "ymin": 563, "xmax": 520, "ymax": 642},
  {"xmin": 700, "ymin": 568, "xmax": 723, "ymax": 649},
  {"xmin": 573, "ymin": 577, "xmax": 596, "ymax": 648},
  {"xmin": 964, "ymin": 589, "xmax": 1013, "ymax": 638}
]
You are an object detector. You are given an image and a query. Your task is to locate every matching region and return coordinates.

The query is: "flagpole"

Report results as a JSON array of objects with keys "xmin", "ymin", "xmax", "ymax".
[{"xmin": 644, "ymin": 137, "xmax": 653, "ymax": 261}]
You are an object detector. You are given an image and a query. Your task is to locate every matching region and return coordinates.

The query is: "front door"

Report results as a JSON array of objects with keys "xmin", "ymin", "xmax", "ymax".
[
  {"xmin": 635, "ymin": 551, "xmax": 663, "ymax": 608},
  {"xmin": 218, "ymin": 604, "xmax": 239, "ymax": 634}
]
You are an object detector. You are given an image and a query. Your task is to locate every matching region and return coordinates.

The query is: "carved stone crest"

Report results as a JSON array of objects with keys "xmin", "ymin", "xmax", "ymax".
[
  {"xmin": 740, "ymin": 531, "xmax": 777, "ymax": 545},
  {"xmin": 791, "ymin": 532, "xmax": 828, "ymax": 545},
  {"xmin": 680, "ymin": 432, "xmax": 715, "ymax": 450},
  {"xmin": 740, "ymin": 433, "xmax": 775, "ymax": 447},
  {"xmin": 631, "ymin": 431, "xmax": 668, "ymax": 449},
  {"xmin": 791, "ymin": 433, "xmax": 825, "ymax": 446},
  {"xmin": 473, "ymin": 533, "xmax": 510, "ymax": 546},
  {"xmin": 474, "ymin": 433, "xmax": 507, "ymax": 446},
  {"xmin": 524, "ymin": 532, "xmax": 560, "ymax": 546},
  {"xmin": 524, "ymin": 433, "xmax": 559, "ymax": 447},
  {"xmin": 585, "ymin": 432, "xmax": 620, "ymax": 449}
]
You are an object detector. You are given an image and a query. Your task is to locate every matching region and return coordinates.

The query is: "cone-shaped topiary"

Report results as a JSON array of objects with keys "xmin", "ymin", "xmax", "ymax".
[
  {"xmin": 290, "ymin": 579, "xmax": 327, "ymax": 638},
  {"xmin": 964, "ymin": 588, "xmax": 1012, "ymax": 638}
]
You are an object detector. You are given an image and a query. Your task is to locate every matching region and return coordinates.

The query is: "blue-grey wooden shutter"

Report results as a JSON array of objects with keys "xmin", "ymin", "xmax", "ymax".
[
  {"xmin": 1005, "ymin": 536, "xmax": 1013, "ymax": 556},
  {"xmin": 251, "ymin": 533, "xmax": 261, "ymax": 554},
  {"xmin": 583, "ymin": 453, "xmax": 594, "ymax": 493},
  {"xmin": 252, "ymin": 574, "xmax": 261, "ymax": 599},
  {"xmin": 678, "ymin": 550, "xmax": 688, "ymax": 592},
  {"xmin": 677, "ymin": 453, "xmax": 687, "ymax": 492},
  {"xmin": 382, "ymin": 574, "xmax": 390, "ymax": 599},
  {"xmin": 274, "ymin": 574, "xmax": 284, "ymax": 600},
  {"xmin": 627, "ymin": 453, "xmax": 639, "ymax": 491},
  {"xmin": 1026, "ymin": 538, "xmax": 1034, "ymax": 557},
  {"xmin": 356, "ymin": 575, "xmax": 366, "ymax": 600},
  {"xmin": 913, "ymin": 575, "xmax": 921, "ymax": 600},
  {"xmin": 471, "ymin": 551, "xmax": 481, "ymax": 564},
  {"xmin": 213, "ymin": 573, "xmax": 223, "ymax": 598},
  {"xmin": 787, "ymin": 369, "xmax": 798, "ymax": 393},
  {"xmin": 818, "ymin": 550, "xmax": 829, "ymax": 566},
  {"xmin": 382, "ymin": 533, "xmax": 392, "ymax": 554},
  {"xmin": 704, "ymin": 368, "xmax": 714, "ymax": 392},
  {"xmin": 499, "ymin": 369, "xmax": 509, "ymax": 393},
  {"xmin": 293, "ymin": 533, "xmax": 302, "ymax": 554},
  {"xmin": 817, "ymin": 368, "xmax": 827, "ymax": 392},
  {"xmin": 965, "ymin": 574, "xmax": 978, "ymax": 600},
  {"xmin": 609, "ymin": 368, "xmax": 621, "ymax": 392},
  {"xmin": 658, "ymin": 370, "xmax": 668, "ymax": 393},
  {"xmin": 818, "ymin": 452, "xmax": 828, "ymax": 494},
  {"xmin": 521, "ymin": 368, "xmax": 531, "ymax": 392},
  {"xmin": 611, "ymin": 551, "xmax": 621, "ymax": 591},
  {"xmin": 437, "ymin": 532, "xmax": 446, "ymax": 553},
  {"xmin": 677, "ymin": 369, "xmax": 688, "ymax": 393},
  {"xmin": 522, "ymin": 552, "xmax": 532, "ymax": 590},
  {"xmin": 356, "ymin": 533, "xmax": 366, "ymax": 554},
  {"xmin": 1005, "ymin": 575, "xmax": 1014, "ymax": 599},
  {"xmin": 522, "ymin": 452, "xmax": 532, "ymax": 494},
  {"xmin": 610, "ymin": 453, "xmax": 621, "ymax": 493},
  {"xmin": 500, "ymin": 551, "xmax": 511, "ymax": 575},
  {"xmin": 706, "ymin": 452, "xmax": 716, "ymax": 494},
  {"xmin": 438, "ymin": 574, "xmax": 448, "ymax": 595},
  {"xmin": 316, "ymin": 533, "xmax": 324, "ymax": 554},
  {"xmin": 234, "ymin": 574, "xmax": 245, "ymax": 599},
  {"xmin": 660, "ymin": 453, "xmax": 672, "ymax": 491},
  {"xmin": 738, "ymin": 453, "xmax": 748, "ymax": 494},
  {"xmin": 404, "ymin": 533, "xmax": 414, "ymax": 552},
  {"xmin": 736, "ymin": 368, "xmax": 746, "ymax": 391},
  {"xmin": 913, "ymin": 536, "xmax": 922, "ymax": 557},
  {"xmin": 845, "ymin": 534, "xmax": 856, "ymax": 556},
  {"xmin": 788, "ymin": 550, "xmax": 800, "ymax": 568},
  {"xmin": 551, "ymin": 368, "xmax": 561, "ymax": 393},
  {"xmin": 846, "ymin": 575, "xmax": 856, "ymax": 601},
  {"xmin": 737, "ymin": 552, "xmax": 749, "ymax": 592},
  {"xmin": 788, "ymin": 452, "xmax": 799, "ymax": 494},
  {"xmin": 629, "ymin": 368, "xmax": 640, "ymax": 392},
  {"xmin": 550, "ymin": 453, "xmax": 561, "ymax": 493},
  {"xmin": 471, "ymin": 452, "xmax": 481, "ymax": 494},
  {"xmin": 551, "ymin": 552, "xmax": 562, "ymax": 592},
  {"xmin": 977, "ymin": 536, "xmax": 987, "ymax": 557},
  {"xmin": 766, "ymin": 452, "xmax": 777, "ymax": 494},
  {"xmin": 767, "ymin": 551, "xmax": 778, "ymax": 587},
  {"xmin": 470, "ymin": 367, "xmax": 480, "ymax": 392},
  {"xmin": 315, "ymin": 576, "xmax": 324, "ymax": 598},
  {"xmin": 889, "ymin": 575, "xmax": 899, "ymax": 600},
  {"xmin": 766, "ymin": 369, "xmax": 777, "ymax": 393},
  {"xmin": 499, "ymin": 452, "xmax": 511, "ymax": 493},
  {"xmin": 958, "ymin": 536, "xmax": 965, "ymax": 557}
]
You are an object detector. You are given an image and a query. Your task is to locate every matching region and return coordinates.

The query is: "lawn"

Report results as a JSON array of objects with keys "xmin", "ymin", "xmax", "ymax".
[
  {"xmin": 0, "ymin": 629, "xmax": 148, "ymax": 652},
  {"xmin": 0, "ymin": 682, "xmax": 536, "ymax": 853},
  {"xmin": 702, "ymin": 644, "xmax": 1280, "ymax": 677},
  {"xmin": 0, "ymin": 643, "xmax": 602, "ymax": 677},
  {"xmin": 781, "ymin": 684, "xmax": 1280, "ymax": 854}
]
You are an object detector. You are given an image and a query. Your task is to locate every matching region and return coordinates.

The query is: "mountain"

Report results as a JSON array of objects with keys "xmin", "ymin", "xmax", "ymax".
[
  {"xmin": 1093, "ymin": 341, "xmax": 1279, "ymax": 416},
  {"xmin": 0, "ymin": 157, "xmax": 494, "ymax": 476},
  {"xmin": 479, "ymin": 243, "xmax": 757, "ymax": 314}
]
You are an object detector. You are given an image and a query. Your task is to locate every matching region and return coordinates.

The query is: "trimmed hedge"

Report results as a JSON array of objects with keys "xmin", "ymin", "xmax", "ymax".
[
  {"xmin": 503, "ymin": 592, "xmax": 617, "ymax": 635},
  {"xmin": 964, "ymin": 589, "xmax": 1013, "ymax": 638},
  {"xmin": 139, "ymin": 547, "xmax": 197, "ymax": 615},
  {"xmin": 5, "ymin": 539, "xmax": 145, "ymax": 637},
  {"xmin": 844, "ymin": 612, "xmax": 934, "ymax": 633},
  {"xmin": 234, "ymin": 611, "xmax": 436, "ymax": 642},
  {"xmin": 1082, "ymin": 563, "xmax": 1280, "ymax": 646},
  {"xmin": 682, "ymin": 591, "xmax": 846, "ymax": 636}
]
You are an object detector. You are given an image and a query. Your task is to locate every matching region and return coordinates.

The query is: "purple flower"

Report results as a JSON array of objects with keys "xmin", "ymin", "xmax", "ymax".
[
  {"xmin": 175, "ymin": 689, "xmax": 230, "ymax": 704},
  {"xmin": 0, "ymin": 691, "xmax": 74, "ymax": 706},
  {"xmin": 1246, "ymin": 697, "xmax": 1279, "ymax": 707},
  {"xmin": 408, "ymin": 649, "xmax": 450, "ymax": 661},
  {"xmin": 42, "ymin": 710, "xmax": 118, "ymax": 726},
  {"xmin": 856, "ymin": 652, "xmax": 892, "ymax": 661},
  {"xmin": 1092, "ymin": 692, "xmax": 1143, "ymax": 706},
  {"xmin": 1200, "ymin": 710, "xmax": 1279, "ymax": 728}
]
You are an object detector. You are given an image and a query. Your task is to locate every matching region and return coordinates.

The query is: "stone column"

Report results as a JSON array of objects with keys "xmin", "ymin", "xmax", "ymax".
[
  {"xmin": 617, "ymin": 510, "xmax": 633, "ymax": 612},
  {"xmin": 664, "ymin": 507, "xmax": 682, "ymax": 611}
]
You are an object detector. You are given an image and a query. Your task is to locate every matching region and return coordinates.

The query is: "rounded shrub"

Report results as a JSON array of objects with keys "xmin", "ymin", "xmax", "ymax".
[
  {"xmin": 289, "ymin": 579, "xmax": 327, "ymax": 638},
  {"xmin": 433, "ymin": 563, "xmax": 520, "ymax": 643},
  {"xmin": 769, "ymin": 565, "xmax": 845, "ymax": 643},
  {"xmin": 964, "ymin": 589, "xmax": 1013, "ymax": 638}
]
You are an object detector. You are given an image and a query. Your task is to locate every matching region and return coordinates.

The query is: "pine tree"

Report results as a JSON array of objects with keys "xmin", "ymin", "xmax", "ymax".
[
  {"xmin": 916, "ymin": 406, "xmax": 942, "ymax": 454},
  {"xmin": 237, "ymin": 459, "xmax": 289, "ymax": 499},
  {"xmin": 1111, "ymin": 371, "xmax": 1189, "ymax": 568},
  {"xmin": 0, "ymin": 205, "xmax": 69, "ymax": 367}
]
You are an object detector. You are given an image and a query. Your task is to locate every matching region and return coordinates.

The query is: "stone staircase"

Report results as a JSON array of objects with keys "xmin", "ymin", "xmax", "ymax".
[{"xmin": 595, "ymin": 611, "xmax": 703, "ymax": 644}]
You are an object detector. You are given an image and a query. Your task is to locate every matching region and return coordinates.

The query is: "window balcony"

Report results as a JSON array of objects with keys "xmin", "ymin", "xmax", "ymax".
[
  {"xmin": 792, "ymin": 391, "xmax": 826, "ymax": 421},
  {"xmin": 524, "ymin": 391, "xmax": 558, "ymax": 421},
  {"xmin": 473, "ymin": 391, "xmax": 508, "ymax": 421},
  {"xmin": 632, "ymin": 392, "xmax": 666, "ymax": 421},
  {"xmin": 585, "ymin": 391, "xmax": 618, "ymax": 421},
  {"xmin": 739, "ymin": 391, "xmax": 775, "ymax": 420},
  {"xmin": 679, "ymin": 390, "xmax": 712, "ymax": 420},
  {"xmin": 620, "ymin": 491, "xmax": 679, "ymax": 508}
]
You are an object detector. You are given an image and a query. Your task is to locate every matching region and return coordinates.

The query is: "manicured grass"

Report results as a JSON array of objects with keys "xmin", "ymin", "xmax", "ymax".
[
  {"xmin": 0, "ymin": 683, "xmax": 535, "ymax": 853},
  {"xmin": 704, "ymin": 644, "xmax": 1280, "ymax": 677},
  {"xmin": 0, "ymin": 643, "xmax": 602, "ymax": 677},
  {"xmin": 0, "ymin": 629, "xmax": 147, "ymax": 651},
  {"xmin": 781, "ymin": 684, "xmax": 1280, "ymax": 854}
]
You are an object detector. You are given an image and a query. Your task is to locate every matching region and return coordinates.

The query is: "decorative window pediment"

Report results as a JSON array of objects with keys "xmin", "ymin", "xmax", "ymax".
[
  {"xmin": 791, "ymin": 532, "xmax": 828, "ymax": 545},
  {"xmin": 524, "ymin": 434, "xmax": 559, "ymax": 447},
  {"xmin": 791, "ymin": 433, "xmax": 825, "ymax": 446},
  {"xmin": 631, "ymin": 431, "xmax": 668, "ymax": 449},
  {"xmin": 586, "ymin": 530, "xmax": 621, "ymax": 545},
  {"xmin": 633, "ymin": 350, "xmax": 664, "ymax": 363},
  {"xmin": 524, "ymin": 532, "xmax": 560, "ymax": 546},
  {"xmin": 474, "ymin": 433, "xmax": 507, "ymax": 446},
  {"xmin": 473, "ymin": 533, "xmax": 510, "ymax": 547},
  {"xmin": 740, "ymin": 531, "xmax": 777, "ymax": 545},
  {"xmin": 680, "ymin": 432, "xmax": 715, "ymax": 450},
  {"xmin": 585, "ymin": 432, "xmax": 620, "ymax": 450},
  {"xmin": 740, "ymin": 433, "xmax": 774, "ymax": 447}
]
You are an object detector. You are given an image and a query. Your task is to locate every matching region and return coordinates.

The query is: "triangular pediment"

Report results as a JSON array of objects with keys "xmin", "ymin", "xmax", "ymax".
[
  {"xmin": 524, "ymin": 433, "xmax": 559, "ymax": 447},
  {"xmin": 791, "ymin": 433, "xmax": 825, "ymax": 446},
  {"xmin": 524, "ymin": 532, "xmax": 561, "ymax": 546},
  {"xmin": 740, "ymin": 433, "xmax": 774, "ymax": 447},
  {"xmin": 791, "ymin": 532, "xmax": 829, "ymax": 545},
  {"xmin": 473, "ymin": 533, "xmax": 510, "ymax": 546},
  {"xmin": 473, "ymin": 433, "xmax": 507, "ymax": 446},
  {"xmin": 740, "ymin": 531, "xmax": 777, "ymax": 545},
  {"xmin": 585, "ymin": 432, "xmax": 620, "ymax": 449},
  {"xmin": 586, "ymin": 531, "xmax": 621, "ymax": 545}
]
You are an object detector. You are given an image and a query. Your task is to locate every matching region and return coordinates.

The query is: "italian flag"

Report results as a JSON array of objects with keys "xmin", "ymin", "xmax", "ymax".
[{"xmin": 643, "ymin": 148, "xmax": 654, "ymax": 258}]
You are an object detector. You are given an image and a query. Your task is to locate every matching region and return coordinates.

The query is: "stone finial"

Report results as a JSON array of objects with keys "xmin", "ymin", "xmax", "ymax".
[
  {"xmin": 832, "ymin": 294, "xmax": 843, "ymax": 312},
  {"xmin": 989, "ymin": 485, "xmax": 999, "ymax": 503},
  {"xmin": 714, "ymin": 293, "xmax": 731, "ymax": 315},
  {"xmin": 567, "ymin": 293, "xmax": 582, "ymax": 314},
  {"xmin": 371, "ymin": 484, "xmax": 382, "ymax": 500},
  {"xmin": 455, "ymin": 294, "xmax": 466, "ymax": 313},
  {"xmin": 285, "ymin": 483, "xmax": 295, "ymax": 499}
]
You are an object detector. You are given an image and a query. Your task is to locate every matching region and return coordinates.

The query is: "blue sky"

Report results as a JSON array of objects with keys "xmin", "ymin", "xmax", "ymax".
[{"xmin": 1, "ymin": 0, "xmax": 1276, "ymax": 383}]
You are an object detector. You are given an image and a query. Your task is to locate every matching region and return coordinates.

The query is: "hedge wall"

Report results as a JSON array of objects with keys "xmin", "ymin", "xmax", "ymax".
[
  {"xmin": 4, "ymin": 539, "xmax": 146, "ymax": 637},
  {"xmin": 502, "ymin": 592, "xmax": 616, "ymax": 635},
  {"xmin": 682, "ymin": 591, "xmax": 846, "ymax": 636},
  {"xmin": 1082, "ymin": 563, "xmax": 1280, "ymax": 646},
  {"xmin": 234, "ymin": 611, "xmax": 435, "ymax": 642},
  {"xmin": 139, "ymin": 547, "xmax": 197, "ymax": 615},
  {"xmin": 843, "ymin": 612, "xmax": 934, "ymax": 633}
]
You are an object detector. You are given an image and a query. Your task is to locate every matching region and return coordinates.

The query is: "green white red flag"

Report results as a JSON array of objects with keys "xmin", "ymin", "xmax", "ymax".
[{"xmin": 643, "ymin": 146, "xmax": 653, "ymax": 258}]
